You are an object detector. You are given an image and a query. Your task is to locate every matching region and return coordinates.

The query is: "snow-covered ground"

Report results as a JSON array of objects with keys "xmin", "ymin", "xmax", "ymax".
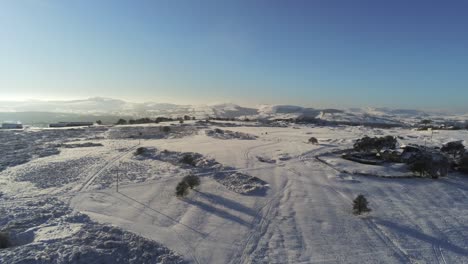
[{"xmin": 1, "ymin": 124, "xmax": 467, "ymax": 263}]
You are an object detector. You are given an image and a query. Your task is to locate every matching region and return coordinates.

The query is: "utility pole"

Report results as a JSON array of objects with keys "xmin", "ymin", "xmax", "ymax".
[{"xmin": 116, "ymin": 167, "xmax": 119, "ymax": 192}]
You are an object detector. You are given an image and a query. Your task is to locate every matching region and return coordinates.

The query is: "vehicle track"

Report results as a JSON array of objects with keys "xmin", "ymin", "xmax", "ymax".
[
  {"xmin": 78, "ymin": 144, "xmax": 139, "ymax": 192},
  {"xmin": 302, "ymin": 156, "xmax": 415, "ymax": 263},
  {"xmin": 243, "ymin": 137, "xmax": 282, "ymax": 167}
]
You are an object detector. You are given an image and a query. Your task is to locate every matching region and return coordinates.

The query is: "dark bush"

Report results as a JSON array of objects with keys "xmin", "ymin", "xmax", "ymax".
[
  {"xmin": 116, "ymin": 119, "xmax": 127, "ymax": 125},
  {"xmin": 354, "ymin": 136, "xmax": 397, "ymax": 153},
  {"xmin": 380, "ymin": 150, "xmax": 402, "ymax": 163},
  {"xmin": 0, "ymin": 232, "xmax": 9, "ymax": 248},
  {"xmin": 441, "ymin": 141, "xmax": 465, "ymax": 159},
  {"xmin": 161, "ymin": 126, "xmax": 171, "ymax": 133},
  {"xmin": 214, "ymin": 128, "xmax": 224, "ymax": 134},
  {"xmin": 308, "ymin": 137, "xmax": 318, "ymax": 144},
  {"xmin": 175, "ymin": 181, "xmax": 189, "ymax": 197},
  {"xmin": 353, "ymin": 194, "xmax": 371, "ymax": 215},
  {"xmin": 420, "ymin": 119, "xmax": 432, "ymax": 125},
  {"xmin": 183, "ymin": 175, "xmax": 200, "ymax": 189},
  {"xmin": 135, "ymin": 147, "xmax": 146, "ymax": 156},
  {"xmin": 409, "ymin": 157, "xmax": 431, "ymax": 177},
  {"xmin": 408, "ymin": 152, "xmax": 449, "ymax": 179},
  {"xmin": 180, "ymin": 154, "xmax": 195, "ymax": 166}
]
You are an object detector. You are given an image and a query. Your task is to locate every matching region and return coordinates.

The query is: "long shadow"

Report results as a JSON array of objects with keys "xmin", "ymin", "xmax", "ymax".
[
  {"xmin": 318, "ymin": 143, "xmax": 339, "ymax": 147},
  {"xmin": 117, "ymin": 192, "xmax": 206, "ymax": 236},
  {"xmin": 441, "ymin": 176, "xmax": 468, "ymax": 192},
  {"xmin": 376, "ymin": 218, "xmax": 468, "ymax": 256},
  {"xmin": 183, "ymin": 198, "xmax": 250, "ymax": 227},
  {"xmin": 194, "ymin": 191, "xmax": 256, "ymax": 217}
]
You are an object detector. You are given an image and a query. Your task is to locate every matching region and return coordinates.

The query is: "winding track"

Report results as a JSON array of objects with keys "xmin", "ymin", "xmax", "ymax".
[{"xmin": 78, "ymin": 144, "xmax": 140, "ymax": 192}]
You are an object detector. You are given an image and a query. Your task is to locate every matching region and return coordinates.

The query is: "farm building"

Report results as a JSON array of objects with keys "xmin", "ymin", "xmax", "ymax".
[
  {"xmin": 49, "ymin": 122, "xmax": 94, "ymax": 128},
  {"xmin": 1, "ymin": 122, "xmax": 23, "ymax": 129}
]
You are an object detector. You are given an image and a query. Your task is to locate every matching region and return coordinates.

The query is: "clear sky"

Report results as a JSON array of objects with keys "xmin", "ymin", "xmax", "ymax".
[{"xmin": 1, "ymin": 0, "xmax": 467, "ymax": 110}]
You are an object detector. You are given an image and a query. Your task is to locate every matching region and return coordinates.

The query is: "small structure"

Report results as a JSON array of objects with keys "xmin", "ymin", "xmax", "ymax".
[
  {"xmin": 1, "ymin": 122, "xmax": 23, "ymax": 129},
  {"xmin": 49, "ymin": 122, "xmax": 93, "ymax": 128}
]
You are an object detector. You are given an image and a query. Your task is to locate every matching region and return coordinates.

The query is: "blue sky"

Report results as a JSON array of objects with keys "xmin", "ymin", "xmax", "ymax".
[{"xmin": 1, "ymin": 0, "xmax": 467, "ymax": 110}]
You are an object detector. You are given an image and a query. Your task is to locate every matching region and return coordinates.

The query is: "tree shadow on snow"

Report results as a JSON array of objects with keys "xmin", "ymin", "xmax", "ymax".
[
  {"xmin": 318, "ymin": 143, "xmax": 339, "ymax": 147},
  {"xmin": 194, "ymin": 190, "xmax": 256, "ymax": 217},
  {"xmin": 441, "ymin": 176, "xmax": 468, "ymax": 192},
  {"xmin": 117, "ymin": 192, "xmax": 206, "ymax": 236},
  {"xmin": 375, "ymin": 218, "xmax": 468, "ymax": 256},
  {"xmin": 183, "ymin": 198, "xmax": 250, "ymax": 227}
]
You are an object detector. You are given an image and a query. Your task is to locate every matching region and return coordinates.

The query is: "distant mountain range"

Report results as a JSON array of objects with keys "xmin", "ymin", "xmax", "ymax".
[{"xmin": 0, "ymin": 97, "xmax": 466, "ymax": 126}]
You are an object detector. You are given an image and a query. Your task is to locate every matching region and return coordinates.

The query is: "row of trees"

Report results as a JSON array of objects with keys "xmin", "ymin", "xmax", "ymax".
[
  {"xmin": 418, "ymin": 119, "xmax": 468, "ymax": 130},
  {"xmin": 352, "ymin": 135, "xmax": 468, "ymax": 179},
  {"xmin": 353, "ymin": 136, "xmax": 397, "ymax": 153},
  {"xmin": 116, "ymin": 116, "xmax": 196, "ymax": 125},
  {"xmin": 409, "ymin": 152, "xmax": 450, "ymax": 179}
]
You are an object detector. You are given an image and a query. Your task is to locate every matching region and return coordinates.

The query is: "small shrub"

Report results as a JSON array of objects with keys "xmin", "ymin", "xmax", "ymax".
[
  {"xmin": 179, "ymin": 120, "xmax": 184, "ymax": 124},
  {"xmin": 308, "ymin": 137, "xmax": 318, "ymax": 144},
  {"xmin": 162, "ymin": 126, "xmax": 171, "ymax": 133},
  {"xmin": 135, "ymin": 147, "xmax": 146, "ymax": 155},
  {"xmin": 214, "ymin": 128, "xmax": 224, "ymax": 134},
  {"xmin": 420, "ymin": 119, "xmax": 432, "ymax": 125},
  {"xmin": 353, "ymin": 194, "xmax": 371, "ymax": 215},
  {"xmin": 410, "ymin": 158, "xmax": 430, "ymax": 177},
  {"xmin": 0, "ymin": 232, "xmax": 10, "ymax": 248},
  {"xmin": 116, "ymin": 119, "xmax": 127, "ymax": 125},
  {"xmin": 180, "ymin": 154, "xmax": 195, "ymax": 166},
  {"xmin": 441, "ymin": 141, "xmax": 465, "ymax": 160},
  {"xmin": 175, "ymin": 181, "xmax": 189, "ymax": 197},
  {"xmin": 183, "ymin": 175, "xmax": 201, "ymax": 189}
]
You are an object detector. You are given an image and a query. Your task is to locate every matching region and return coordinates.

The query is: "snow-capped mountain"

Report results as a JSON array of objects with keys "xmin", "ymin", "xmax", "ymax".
[{"xmin": 0, "ymin": 97, "xmax": 465, "ymax": 126}]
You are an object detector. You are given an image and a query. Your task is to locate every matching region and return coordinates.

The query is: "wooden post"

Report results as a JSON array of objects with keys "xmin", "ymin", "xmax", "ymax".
[{"xmin": 116, "ymin": 169, "xmax": 119, "ymax": 192}]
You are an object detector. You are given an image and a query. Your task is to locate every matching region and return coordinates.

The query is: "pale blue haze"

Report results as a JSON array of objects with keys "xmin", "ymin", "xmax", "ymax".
[{"xmin": 0, "ymin": 0, "xmax": 467, "ymax": 110}]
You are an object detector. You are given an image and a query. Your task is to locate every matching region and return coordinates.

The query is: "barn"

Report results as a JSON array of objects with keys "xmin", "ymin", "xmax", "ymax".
[{"xmin": 1, "ymin": 122, "xmax": 23, "ymax": 129}]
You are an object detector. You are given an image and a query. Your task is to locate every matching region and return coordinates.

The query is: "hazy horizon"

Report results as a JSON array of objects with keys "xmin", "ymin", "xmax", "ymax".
[
  {"xmin": 1, "ymin": 96, "xmax": 468, "ymax": 116},
  {"xmin": 1, "ymin": 1, "xmax": 468, "ymax": 111}
]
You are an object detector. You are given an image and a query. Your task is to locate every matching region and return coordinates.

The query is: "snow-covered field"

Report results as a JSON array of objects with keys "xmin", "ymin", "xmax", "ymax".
[{"xmin": 1, "ymin": 123, "xmax": 467, "ymax": 263}]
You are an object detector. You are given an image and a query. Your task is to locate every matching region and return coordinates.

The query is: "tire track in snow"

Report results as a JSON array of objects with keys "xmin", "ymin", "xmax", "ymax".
[
  {"xmin": 78, "ymin": 143, "xmax": 139, "ymax": 192},
  {"xmin": 243, "ymin": 137, "xmax": 282, "ymax": 167},
  {"xmin": 235, "ymin": 144, "xmax": 344, "ymax": 263},
  {"xmin": 80, "ymin": 191, "xmax": 202, "ymax": 264},
  {"xmin": 234, "ymin": 173, "xmax": 291, "ymax": 264},
  {"xmin": 301, "ymin": 157, "xmax": 415, "ymax": 263},
  {"xmin": 432, "ymin": 244, "xmax": 445, "ymax": 264}
]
